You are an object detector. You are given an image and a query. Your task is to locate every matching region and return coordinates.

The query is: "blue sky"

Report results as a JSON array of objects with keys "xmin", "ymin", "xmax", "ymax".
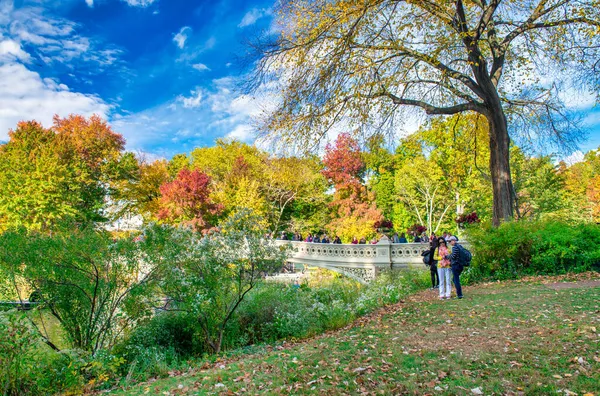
[
  {"xmin": 0, "ymin": 0, "xmax": 599, "ymax": 161},
  {"xmin": 0, "ymin": 0, "xmax": 275, "ymax": 157}
]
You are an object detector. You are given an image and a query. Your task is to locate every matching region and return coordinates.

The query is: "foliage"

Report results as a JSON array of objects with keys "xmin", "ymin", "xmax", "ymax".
[
  {"xmin": 153, "ymin": 210, "xmax": 289, "ymax": 353},
  {"xmin": 0, "ymin": 311, "xmax": 88, "ymax": 395},
  {"xmin": 0, "ymin": 115, "xmax": 130, "ymax": 231},
  {"xmin": 0, "ymin": 312, "xmax": 38, "ymax": 395},
  {"xmin": 113, "ymin": 158, "xmax": 170, "ymax": 221},
  {"xmin": 511, "ymin": 149, "xmax": 571, "ymax": 220},
  {"xmin": 252, "ymin": 0, "xmax": 599, "ymax": 225},
  {"xmin": 0, "ymin": 228, "xmax": 159, "ymax": 354},
  {"xmin": 456, "ymin": 212, "xmax": 480, "ymax": 225},
  {"xmin": 114, "ymin": 313, "xmax": 199, "ymax": 382},
  {"xmin": 373, "ymin": 220, "xmax": 393, "ymax": 230},
  {"xmin": 0, "ymin": 122, "xmax": 81, "ymax": 232},
  {"xmin": 263, "ymin": 155, "xmax": 329, "ymax": 233},
  {"xmin": 157, "ymin": 168, "xmax": 223, "ymax": 231},
  {"xmin": 407, "ymin": 224, "xmax": 427, "ymax": 236},
  {"xmin": 465, "ymin": 220, "xmax": 600, "ymax": 282},
  {"xmin": 322, "ymin": 133, "xmax": 382, "ymax": 241}
]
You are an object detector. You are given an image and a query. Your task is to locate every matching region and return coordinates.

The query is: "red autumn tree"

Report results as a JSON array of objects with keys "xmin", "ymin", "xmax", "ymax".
[
  {"xmin": 158, "ymin": 168, "xmax": 223, "ymax": 231},
  {"xmin": 321, "ymin": 133, "xmax": 382, "ymax": 241}
]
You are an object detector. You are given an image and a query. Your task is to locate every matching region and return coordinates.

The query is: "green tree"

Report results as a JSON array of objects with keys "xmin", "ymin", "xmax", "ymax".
[
  {"xmin": 264, "ymin": 155, "xmax": 329, "ymax": 233},
  {"xmin": 395, "ymin": 156, "xmax": 453, "ymax": 234},
  {"xmin": 511, "ymin": 149, "xmax": 569, "ymax": 220},
  {"xmin": 153, "ymin": 211, "xmax": 288, "ymax": 354},
  {"xmin": 0, "ymin": 122, "xmax": 80, "ymax": 232},
  {"xmin": 251, "ymin": 0, "xmax": 599, "ymax": 225},
  {"xmin": 52, "ymin": 114, "xmax": 126, "ymax": 224},
  {"xmin": 364, "ymin": 134, "xmax": 396, "ymax": 221},
  {"xmin": 0, "ymin": 228, "xmax": 159, "ymax": 354},
  {"xmin": 0, "ymin": 115, "xmax": 129, "ymax": 231}
]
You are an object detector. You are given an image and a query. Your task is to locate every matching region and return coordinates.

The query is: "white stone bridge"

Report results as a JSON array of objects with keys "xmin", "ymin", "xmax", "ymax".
[{"xmin": 275, "ymin": 238, "xmax": 433, "ymax": 284}]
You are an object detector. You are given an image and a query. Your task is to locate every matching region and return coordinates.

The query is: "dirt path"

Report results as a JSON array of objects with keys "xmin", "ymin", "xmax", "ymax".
[{"xmin": 545, "ymin": 279, "xmax": 600, "ymax": 290}]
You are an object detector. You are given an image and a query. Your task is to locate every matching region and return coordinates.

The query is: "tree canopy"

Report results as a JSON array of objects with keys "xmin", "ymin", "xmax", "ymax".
[{"xmin": 250, "ymin": 0, "xmax": 600, "ymax": 225}]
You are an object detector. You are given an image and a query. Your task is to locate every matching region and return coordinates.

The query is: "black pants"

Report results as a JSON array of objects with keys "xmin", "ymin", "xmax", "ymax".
[
  {"xmin": 430, "ymin": 266, "xmax": 439, "ymax": 287},
  {"xmin": 452, "ymin": 265, "xmax": 463, "ymax": 297}
]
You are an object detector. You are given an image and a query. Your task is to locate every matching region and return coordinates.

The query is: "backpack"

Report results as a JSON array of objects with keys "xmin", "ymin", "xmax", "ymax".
[
  {"xmin": 421, "ymin": 250, "xmax": 430, "ymax": 265},
  {"xmin": 458, "ymin": 244, "xmax": 472, "ymax": 267}
]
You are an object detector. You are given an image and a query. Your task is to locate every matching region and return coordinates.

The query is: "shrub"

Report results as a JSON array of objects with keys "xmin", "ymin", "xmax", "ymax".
[
  {"xmin": 0, "ymin": 311, "xmax": 87, "ymax": 395},
  {"xmin": 465, "ymin": 220, "xmax": 600, "ymax": 282},
  {"xmin": 116, "ymin": 312, "xmax": 202, "ymax": 361},
  {"xmin": 153, "ymin": 210, "xmax": 289, "ymax": 354},
  {"xmin": 0, "ymin": 228, "xmax": 159, "ymax": 354}
]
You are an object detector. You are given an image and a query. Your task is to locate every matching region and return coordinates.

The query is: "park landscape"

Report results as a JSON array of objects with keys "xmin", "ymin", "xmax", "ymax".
[{"xmin": 1, "ymin": 0, "xmax": 600, "ymax": 394}]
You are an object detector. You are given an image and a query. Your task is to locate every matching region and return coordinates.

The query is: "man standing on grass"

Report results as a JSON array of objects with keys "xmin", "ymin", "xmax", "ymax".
[{"xmin": 447, "ymin": 236, "xmax": 464, "ymax": 299}]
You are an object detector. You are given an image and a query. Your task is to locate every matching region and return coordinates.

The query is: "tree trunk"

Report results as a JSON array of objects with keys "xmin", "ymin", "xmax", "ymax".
[{"xmin": 487, "ymin": 108, "xmax": 514, "ymax": 226}]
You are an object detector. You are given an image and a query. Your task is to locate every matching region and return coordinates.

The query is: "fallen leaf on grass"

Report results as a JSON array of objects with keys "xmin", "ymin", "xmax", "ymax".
[{"xmin": 471, "ymin": 387, "xmax": 483, "ymax": 395}]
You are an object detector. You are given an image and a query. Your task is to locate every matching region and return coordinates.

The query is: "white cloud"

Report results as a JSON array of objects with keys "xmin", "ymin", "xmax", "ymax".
[
  {"xmin": 226, "ymin": 124, "xmax": 254, "ymax": 142},
  {"xmin": 3, "ymin": 6, "xmax": 123, "ymax": 71},
  {"xmin": 583, "ymin": 111, "xmax": 600, "ymax": 127},
  {"xmin": 238, "ymin": 8, "xmax": 271, "ymax": 28},
  {"xmin": 0, "ymin": 39, "xmax": 30, "ymax": 62},
  {"xmin": 192, "ymin": 63, "xmax": 210, "ymax": 72},
  {"xmin": 562, "ymin": 150, "xmax": 584, "ymax": 166},
  {"xmin": 559, "ymin": 87, "xmax": 597, "ymax": 110},
  {"xmin": 0, "ymin": 62, "xmax": 110, "ymax": 141},
  {"xmin": 173, "ymin": 26, "xmax": 191, "ymax": 49},
  {"xmin": 121, "ymin": 0, "xmax": 157, "ymax": 7},
  {"xmin": 85, "ymin": 0, "xmax": 94, "ymax": 7},
  {"xmin": 177, "ymin": 88, "xmax": 203, "ymax": 108}
]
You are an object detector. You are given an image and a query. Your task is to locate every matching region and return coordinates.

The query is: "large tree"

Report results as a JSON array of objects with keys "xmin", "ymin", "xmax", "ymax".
[
  {"xmin": 0, "ymin": 116, "xmax": 128, "ymax": 231},
  {"xmin": 251, "ymin": 0, "xmax": 599, "ymax": 225}
]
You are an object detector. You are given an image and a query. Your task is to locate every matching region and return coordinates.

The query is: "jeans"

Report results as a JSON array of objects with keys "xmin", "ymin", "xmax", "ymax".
[
  {"xmin": 430, "ymin": 266, "xmax": 439, "ymax": 288},
  {"xmin": 437, "ymin": 267, "xmax": 451, "ymax": 298},
  {"xmin": 452, "ymin": 265, "xmax": 463, "ymax": 298}
]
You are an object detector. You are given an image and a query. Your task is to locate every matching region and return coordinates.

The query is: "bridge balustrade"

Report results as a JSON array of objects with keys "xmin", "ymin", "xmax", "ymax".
[{"xmin": 275, "ymin": 238, "xmax": 439, "ymax": 284}]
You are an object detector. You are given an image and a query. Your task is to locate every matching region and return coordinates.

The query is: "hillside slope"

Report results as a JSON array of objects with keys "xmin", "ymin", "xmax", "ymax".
[{"xmin": 113, "ymin": 276, "xmax": 600, "ymax": 395}]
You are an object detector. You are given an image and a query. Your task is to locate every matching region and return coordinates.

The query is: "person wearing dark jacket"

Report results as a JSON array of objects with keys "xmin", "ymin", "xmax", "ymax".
[
  {"xmin": 446, "ymin": 236, "xmax": 464, "ymax": 299},
  {"xmin": 427, "ymin": 237, "xmax": 440, "ymax": 289}
]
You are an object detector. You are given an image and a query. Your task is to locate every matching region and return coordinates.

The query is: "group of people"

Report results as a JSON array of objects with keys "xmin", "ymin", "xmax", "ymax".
[
  {"xmin": 424, "ymin": 235, "xmax": 465, "ymax": 300},
  {"xmin": 278, "ymin": 232, "xmax": 343, "ymax": 244}
]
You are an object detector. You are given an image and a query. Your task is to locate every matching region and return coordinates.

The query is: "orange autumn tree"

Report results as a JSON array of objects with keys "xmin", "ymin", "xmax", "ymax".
[{"xmin": 322, "ymin": 133, "xmax": 382, "ymax": 242}]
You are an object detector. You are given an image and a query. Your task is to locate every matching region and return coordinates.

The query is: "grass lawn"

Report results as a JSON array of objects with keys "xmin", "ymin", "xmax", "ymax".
[{"xmin": 111, "ymin": 278, "xmax": 600, "ymax": 395}]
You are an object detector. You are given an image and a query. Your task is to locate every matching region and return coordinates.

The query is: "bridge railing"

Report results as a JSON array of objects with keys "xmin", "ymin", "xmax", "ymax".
[
  {"xmin": 276, "ymin": 240, "xmax": 432, "ymax": 266},
  {"xmin": 274, "ymin": 239, "xmax": 470, "ymax": 284}
]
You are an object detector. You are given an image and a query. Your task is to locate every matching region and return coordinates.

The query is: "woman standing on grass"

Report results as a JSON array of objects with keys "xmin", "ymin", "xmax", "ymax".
[{"xmin": 434, "ymin": 238, "xmax": 452, "ymax": 300}]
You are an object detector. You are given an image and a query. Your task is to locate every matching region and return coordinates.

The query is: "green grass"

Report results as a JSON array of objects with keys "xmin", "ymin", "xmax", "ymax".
[{"xmin": 110, "ymin": 280, "xmax": 600, "ymax": 395}]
